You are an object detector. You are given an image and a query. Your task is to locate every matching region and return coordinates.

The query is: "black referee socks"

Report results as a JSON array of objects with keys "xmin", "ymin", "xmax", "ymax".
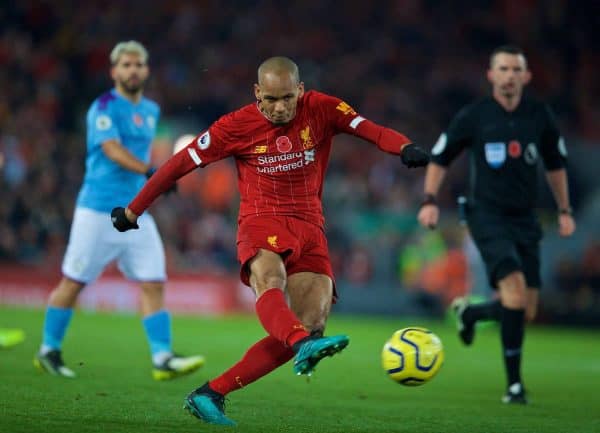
[{"xmin": 501, "ymin": 306, "xmax": 525, "ymax": 386}]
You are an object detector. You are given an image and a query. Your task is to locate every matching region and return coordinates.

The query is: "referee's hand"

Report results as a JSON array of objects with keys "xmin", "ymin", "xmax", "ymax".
[
  {"xmin": 558, "ymin": 213, "xmax": 576, "ymax": 237},
  {"xmin": 418, "ymin": 204, "xmax": 439, "ymax": 230},
  {"xmin": 401, "ymin": 144, "xmax": 430, "ymax": 168},
  {"xmin": 111, "ymin": 207, "xmax": 139, "ymax": 232}
]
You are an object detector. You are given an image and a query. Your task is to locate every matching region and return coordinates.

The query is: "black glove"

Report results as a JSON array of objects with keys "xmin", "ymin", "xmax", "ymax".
[
  {"xmin": 401, "ymin": 144, "xmax": 430, "ymax": 168},
  {"xmin": 145, "ymin": 167, "xmax": 178, "ymax": 195},
  {"xmin": 111, "ymin": 207, "xmax": 139, "ymax": 232}
]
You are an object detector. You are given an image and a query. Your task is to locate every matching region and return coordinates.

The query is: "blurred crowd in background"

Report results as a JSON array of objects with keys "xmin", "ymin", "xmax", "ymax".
[{"xmin": 1, "ymin": 1, "xmax": 598, "ymax": 322}]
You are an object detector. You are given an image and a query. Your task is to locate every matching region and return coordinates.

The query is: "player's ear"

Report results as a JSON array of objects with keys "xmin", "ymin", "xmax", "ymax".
[
  {"xmin": 297, "ymin": 82, "xmax": 305, "ymax": 98},
  {"xmin": 523, "ymin": 70, "xmax": 532, "ymax": 85},
  {"xmin": 110, "ymin": 66, "xmax": 117, "ymax": 81},
  {"xmin": 486, "ymin": 68, "xmax": 494, "ymax": 84},
  {"xmin": 254, "ymin": 84, "xmax": 261, "ymax": 101}
]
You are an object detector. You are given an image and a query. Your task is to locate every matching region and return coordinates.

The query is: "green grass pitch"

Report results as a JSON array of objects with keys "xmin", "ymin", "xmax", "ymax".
[{"xmin": 1, "ymin": 306, "xmax": 599, "ymax": 433}]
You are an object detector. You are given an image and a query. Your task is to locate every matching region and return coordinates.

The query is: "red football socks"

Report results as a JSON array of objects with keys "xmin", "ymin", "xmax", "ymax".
[
  {"xmin": 208, "ymin": 336, "xmax": 295, "ymax": 395},
  {"xmin": 255, "ymin": 288, "xmax": 310, "ymax": 346}
]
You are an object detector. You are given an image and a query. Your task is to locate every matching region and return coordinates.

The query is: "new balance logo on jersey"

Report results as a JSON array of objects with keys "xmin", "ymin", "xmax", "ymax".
[{"xmin": 254, "ymin": 145, "xmax": 267, "ymax": 153}]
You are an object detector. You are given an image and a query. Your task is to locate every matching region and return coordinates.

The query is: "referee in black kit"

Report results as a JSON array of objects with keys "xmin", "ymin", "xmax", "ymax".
[{"xmin": 417, "ymin": 45, "xmax": 576, "ymax": 404}]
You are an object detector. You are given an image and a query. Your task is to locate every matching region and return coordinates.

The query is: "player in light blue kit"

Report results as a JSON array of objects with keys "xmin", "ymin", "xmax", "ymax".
[{"xmin": 34, "ymin": 41, "xmax": 205, "ymax": 380}]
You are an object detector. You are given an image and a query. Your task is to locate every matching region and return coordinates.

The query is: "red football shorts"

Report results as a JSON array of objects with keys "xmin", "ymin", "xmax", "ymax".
[{"xmin": 237, "ymin": 215, "xmax": 336, "ymax": 298}]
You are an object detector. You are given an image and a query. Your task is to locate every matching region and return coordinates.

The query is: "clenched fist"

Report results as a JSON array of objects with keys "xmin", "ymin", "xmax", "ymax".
[{"xmin": 401, "ymin": 144, "xmax": 430, "ymax": 168}]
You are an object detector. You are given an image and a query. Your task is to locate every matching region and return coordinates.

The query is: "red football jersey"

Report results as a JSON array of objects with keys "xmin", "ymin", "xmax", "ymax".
[
  {"xmin": 129, "ymin": 90, "xmax": 411, "ymax": 226},
  {"xmin": 199, "ymin": 91, "xmax": 369, "ymax": 225}
]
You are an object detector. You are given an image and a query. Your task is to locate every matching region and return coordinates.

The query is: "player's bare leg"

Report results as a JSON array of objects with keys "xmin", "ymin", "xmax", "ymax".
[
  {"xmin": 286, "ymin": 271, "xmax": 348, "ymax": 375},
  {"xmin": 248, "ymin": 248, "xmax": 288, "ymax": 296},
  {"xmin": 48, "ymin": 277, "xmax": 85, "ymax": 308},
  {"xmin": 184, "ymin": 253, "xmax": 347, "ymax": 425},
  {"xmin": 248, "ymin": 249, "xmax": 347, "ymax": 374},
  {"xmin": 498, "ymin": 271, "xmax": 528, "ymax": 404},
  {"xmin": 525, "ymin": 288, "xmax": 539, "ymax": 322},
  {"xmin": 247, "ymin": 249, "xmax": 312, "ymax": 350},
  {"xmin": 139, "ymin": 281, "xmax": 205, "ymax": 380},
  {"xmin": 140, "ymin": 281, "xmax": 164, "ymax": 316},
  {"xmin": 35, "ymin": 277, "xmax": 84, "ymax": 378},
  {"xmin": 184, "ymin": 250, "xmax": 297, "ymax": 425},
  {"xmin": 287, "ymin": 272, "xmax": 333, "ymax": 336}
]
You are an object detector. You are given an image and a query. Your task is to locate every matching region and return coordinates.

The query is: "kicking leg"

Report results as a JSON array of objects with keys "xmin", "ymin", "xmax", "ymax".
[
  {"xmin": 286, "ymin": 272, "xmax": 348, "ymax": 375},
  {"xmin": 184, "ymin": 249, "xmax": 302, "ymax": 425},
  {"xmin": 249, "ymin": 249, "xmax": 312, "ymax": 346}
]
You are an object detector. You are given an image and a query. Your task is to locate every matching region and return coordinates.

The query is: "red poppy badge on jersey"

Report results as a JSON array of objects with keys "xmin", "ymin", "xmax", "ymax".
[
  {"xmin": 133, "ymin": 113, "xmax": 143, "ymax": 127},
  {"xmin": 276, "ymin": 135, "xmax": 292, "ymax": 153},
  {"xmin": 508, "ymin": 140, "xmax": 522, "ymax": 158}
]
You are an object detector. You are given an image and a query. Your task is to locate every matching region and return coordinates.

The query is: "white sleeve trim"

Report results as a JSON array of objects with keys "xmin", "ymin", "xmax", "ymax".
[
  {"xmin": 187, "ymin": 148, "xmax": 202, "ymax": 166},
  {"xmin": 431, "ymin": 133, "xmax": 447, "ymax": 155},
  {"xmin": 349, "ymin": 116, "xmax": 365, "ymax": 129},
  {"xmin": 558, "ymin": 136, "xmax": 567, "ymax": 157}
]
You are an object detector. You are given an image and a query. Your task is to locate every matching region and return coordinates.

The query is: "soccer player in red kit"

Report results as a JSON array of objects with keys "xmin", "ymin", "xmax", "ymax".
[{"xmin": 112, "ymin": 57, "xmax": 429, "ymax": 425}]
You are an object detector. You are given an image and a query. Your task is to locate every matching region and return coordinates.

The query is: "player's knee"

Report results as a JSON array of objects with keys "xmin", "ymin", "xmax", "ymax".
[
  {"xmin": 56, "ymin": 277, "xmax": 85, "ymax": 296},
  {"xmin": 525, "ymin": 304, "xmax": 537, "ymax": 322},
  {"xmin": 140, "ymin": 282, "xmax": 164, "ymax": 297},
  {"xmin": 49, "ymin": 277, "xmax": 85, "ymax": 307},
  {"xmin": 499, "ymin": 272, "xmax": 527, "ymax": 308},
  {"xmin": 252, "ymin": 271, "xmax": 286, "ymax": 295}
]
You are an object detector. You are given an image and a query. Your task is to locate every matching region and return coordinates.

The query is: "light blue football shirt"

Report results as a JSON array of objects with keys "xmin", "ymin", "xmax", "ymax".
[{"xmin": 76, "ymin": 89, "xmax": 160, "ymax": 212}]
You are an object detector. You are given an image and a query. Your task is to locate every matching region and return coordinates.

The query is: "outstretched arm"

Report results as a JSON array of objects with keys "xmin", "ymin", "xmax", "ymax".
[
  {"xmin": 318, "ymin": 93, "xmax": 429, "ymax": 167},
  {"xmin": 350, "ymin": 118, "xmax": 430, "ymax": 167},
  {"xmin": 128, "ymin": 146, "xmax": 199, "ymax": 215},
  {"xmin": 545, "ymin": 169, "xmax": 576, "ymax": 237},
  {"xmin": 111, "ymin": 138, "xmax": 201, "ymax": 231}
]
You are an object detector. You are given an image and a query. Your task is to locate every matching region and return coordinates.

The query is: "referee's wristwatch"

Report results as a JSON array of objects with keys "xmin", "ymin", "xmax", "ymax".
[
  {"xmin": 420, "ymin": 193, "xmax": 437, "ymax": 208},
  {"xmin": 559, "ymin": 207, "xmax": 573, "ymax": 216}
]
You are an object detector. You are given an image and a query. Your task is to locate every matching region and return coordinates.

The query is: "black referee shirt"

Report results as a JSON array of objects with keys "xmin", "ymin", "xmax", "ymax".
[{"xmin": 431, "ymin": 96, "xmax": 567, "ymax": 213}]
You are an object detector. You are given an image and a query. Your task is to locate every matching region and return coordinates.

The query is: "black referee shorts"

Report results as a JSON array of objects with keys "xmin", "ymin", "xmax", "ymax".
[{"xmin": 466, "ymin": 206, "xmax": 543, "ymax": 289}]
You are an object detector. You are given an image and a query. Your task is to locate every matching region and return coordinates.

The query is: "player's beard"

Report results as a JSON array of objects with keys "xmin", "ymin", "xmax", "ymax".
[
  {"xmin": 257, "ymin": 99, "xmax": 298, "ymax": 125},
  {"xmin": 119, "ymin": 77, "xmax": 145, "ymax": 96},
  {"xmin": 271, "ymin": 118, "xmax": 288, "ymax": 126},
  {"xmin": 269, "ymin": 109, "xmax": 296, "ymax": 125}
]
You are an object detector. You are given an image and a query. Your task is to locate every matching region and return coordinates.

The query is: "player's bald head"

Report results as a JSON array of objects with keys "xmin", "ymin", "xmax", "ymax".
[
  {"xmin": 254, "ymin": 57, "xmax": 304, "ymax": 125},
  {"xmin": 257, "ymin": 57, "xmax": 300, "ymax": 85}
]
